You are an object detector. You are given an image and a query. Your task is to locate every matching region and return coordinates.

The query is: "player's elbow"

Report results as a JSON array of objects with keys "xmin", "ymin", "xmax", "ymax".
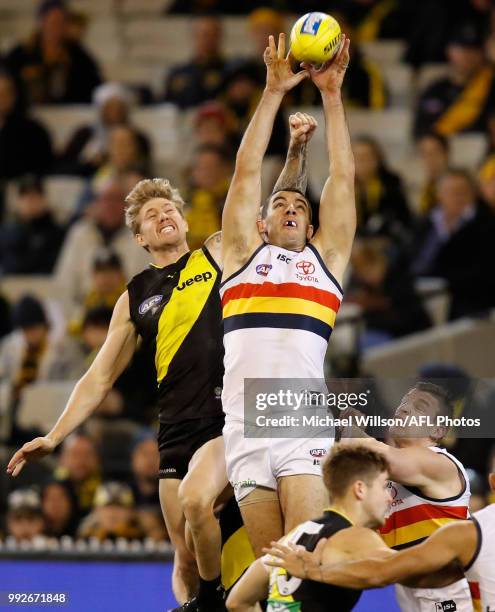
[
  {"xmin": 83, "ymin": 368, "xmax": 113, "ymax": 399},
  {"xmin": 366, "ymin": 572, "xmax": 388, "ymax": 588},
  {"xmin": 364, "ymin": 562, "xmax": 393, "ymax": 588}
]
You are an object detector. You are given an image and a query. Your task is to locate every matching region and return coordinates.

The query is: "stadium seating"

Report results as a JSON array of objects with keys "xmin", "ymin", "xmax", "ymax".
[
  {"xmin": 363, "ymin": 312, "xmax": 495, "ymax": 377},
  {"xmin": 16, "ymin": 381, "xmax": 76, "ymax": 431},
  {"xmin": 0, "ymin": 275, "xmax": 55, "ymax": 304}
]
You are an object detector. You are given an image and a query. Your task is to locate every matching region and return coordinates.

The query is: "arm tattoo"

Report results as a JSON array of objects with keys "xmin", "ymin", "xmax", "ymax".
[{"xmin": 273, "ymin": 141, "xmax": 308, "ymax": 195}]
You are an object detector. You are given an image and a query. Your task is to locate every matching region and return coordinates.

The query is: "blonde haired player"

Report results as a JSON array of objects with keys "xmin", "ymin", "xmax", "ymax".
[{"xmin": 220, "ymin": 32, "xmax": 355, "ymax": 557}]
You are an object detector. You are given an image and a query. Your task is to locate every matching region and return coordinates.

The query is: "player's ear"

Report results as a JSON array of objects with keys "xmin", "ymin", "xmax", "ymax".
[
  {"xmin": 306, "ymin": 224, "xmax": 314, "ymax": 240},
  {"xmin": 431, "ymin": 425, "xmax": 447, "ymax": 443},
  {"xmin": 353, "ymin": 479, "xmax": 366, "ymax": 501},
  {"xmin": 257, "ymin": 217, "xmax": 267, "ymax": 236},
  {"xmin": 135, "ymin": 233, "xmax": 148, "ymax": 249},
  {"xmin": 489, "ymin": 472, "xmax": 495, "ymax": 493}
]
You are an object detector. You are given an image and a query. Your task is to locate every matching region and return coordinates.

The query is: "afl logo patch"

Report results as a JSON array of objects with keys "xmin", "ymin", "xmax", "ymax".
[
  {"xmin": 310, "ymin": 448, "xmax": 327, "ymax": 458},
  {"xmin": 139, "ymin": 294, "xmax": 163, "ymax": 315},
  {"xmin": 256, "ymin": 264, "xmax": 272, "ymax": 276}
]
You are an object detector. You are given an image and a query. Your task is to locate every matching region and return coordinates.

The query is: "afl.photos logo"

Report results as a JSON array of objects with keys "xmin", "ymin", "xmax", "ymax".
[{"xmin": 296, "ymin": 261, "xmax": 315, "ymax": 275}]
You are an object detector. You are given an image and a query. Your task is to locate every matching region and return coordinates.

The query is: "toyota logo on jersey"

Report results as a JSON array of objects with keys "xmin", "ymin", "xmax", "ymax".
[{"xmin": 296, "ymin": 260, "xmax": 315, "ymax": 275}]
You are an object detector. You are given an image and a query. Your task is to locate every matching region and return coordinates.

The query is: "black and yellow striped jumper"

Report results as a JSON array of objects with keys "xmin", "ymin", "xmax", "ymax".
[{"xmin": 127, "ymin": 246, "xmax": 224, "ymax": 479}]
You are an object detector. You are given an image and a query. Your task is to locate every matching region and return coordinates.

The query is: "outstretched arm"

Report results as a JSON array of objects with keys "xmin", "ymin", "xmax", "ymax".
[
  {"xmin": 222, "ymin": 33, "xmax": 308, "ymax": 276},
  {"xmin": 309, "ymin": 35, "xmax": 356, "ymax": 283},
  {"xmin": 314, "ymin": 520, "xmax": 473, "ymax": 590},
  {"xmin": 264, "ymin": 521, "xmax": 474, "ymax": 591},
  {"xmin": 341, "ymin": 437, "xmax": 461, "ymax": 490},
  {"xmin": 7, "ymin": 292, "xmax": 137, "ymax": 477}
]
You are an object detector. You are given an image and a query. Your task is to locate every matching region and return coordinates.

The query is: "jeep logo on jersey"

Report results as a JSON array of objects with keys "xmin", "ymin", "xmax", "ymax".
[
  {"xmin": 177, "ymin": 271, "xmax": 212, "ymax": 291},
  {"xmin": 138, "ymin": 294, "xmax": 163, "ymax": 315},
  {"xmin": 256, "ymin": 264, "xmax": 272, "ymax": 276},
  {"xmin": 296, "ymin": 260, "xmax": 315, "ymax": 275},
  {"xmin": 310, "ymin": 449, "xmax": 327, "ymax": 458},
  {"xmin": 301, "ymin": 13, "xmax": 323, "ymax": 36}
]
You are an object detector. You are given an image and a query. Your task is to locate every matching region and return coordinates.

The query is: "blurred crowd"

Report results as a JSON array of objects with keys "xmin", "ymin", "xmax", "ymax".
[{"xmin": 1, "ymin": 0, "xmax": 495, "ymax": 541}]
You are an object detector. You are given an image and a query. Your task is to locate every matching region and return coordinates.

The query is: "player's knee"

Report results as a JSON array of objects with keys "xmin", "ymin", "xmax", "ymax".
[
  {"xmin": 178, "ymin": 480, "xmax": 212, "ymax": 522},
  {"xmin": 225, "ymin": 591, "xmax": 241, "ymax": 611}
]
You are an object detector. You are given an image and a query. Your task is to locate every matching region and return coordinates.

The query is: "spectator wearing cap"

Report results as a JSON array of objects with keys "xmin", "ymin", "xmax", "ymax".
[
  {"xmin": 77, "ymin": 481, "xmax": 144, "ymax": 541},
  {"xmin": 4, "ymin": 0, "xmax": 101, "ymax": 105},
  {"xmin": 415, "ymin": 132, "xmax": 451, "ymax": 215},
  {"xmin": 163, "ymin": 15, "xmax": 228, "ymax": 108},
  {"xmin": 0, "ymin": 175, "xmax": 64, "ymax": 275},
  {"xmin": 54, "ymin": 177, "xmax": 150, "ymax": 315},
  {"xmin": 193, "ymin": 101, "xmax": 235, "ymax": 152},
  {"xmin": 60, "ymin": 82, "xmax": 151, "ymax": 177},
  {"xmin": 0, "ymin": 296, "xmax": 83, "ymax": 442},
  {"xmin": 414, "ymin": 23, "xmax": 495, "ymax": 137},
  {"xmin": 130, "ymin": 430, "xmax": 160, "ymax": 509},
  {"xmin": 6, "ymin": 489, "xmax": 45, "ymax": 541},
  {"xmin": 0, "ymin": 71, "xmax": 53, "ymax": 183},
  {"xmin": 41, "ymin": 480, "xmax": 78, "ymax": 537},
  {"xmin": 184, "ymin": 144, "xmax": 232, "ymax": 249},
  {"xmin": 54, "ymin": 432, "xmax": 101, "ymax": 517},
  {"xmin": 412, "ymin": 168, "xmax": 495, "ymax": 319}
]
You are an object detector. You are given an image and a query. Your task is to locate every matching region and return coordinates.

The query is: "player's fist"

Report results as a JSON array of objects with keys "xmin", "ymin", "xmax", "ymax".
[
  {"xmin": 6, "ymin": 437, "xmax": 56, "ymax": 477},
  {"xmin": 289, "ymin": 112, "xmax": 317, "ymax": 145}
]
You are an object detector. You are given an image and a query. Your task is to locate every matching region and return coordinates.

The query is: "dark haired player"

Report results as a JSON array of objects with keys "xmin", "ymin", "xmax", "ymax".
[
  {"xmin": 265, "ymin": 416, "xmax": 495, "ymax": 612},
  {"xmin": 226, "ymin": 443, "xmax": 392, "ymax": 611},
  {"xmin": 220, "ymin": 33, "xmax": 356, "ymax": 558},
  {"xmin": 338, "ymin": 381, "xmax": 473, "ymax": 611}
]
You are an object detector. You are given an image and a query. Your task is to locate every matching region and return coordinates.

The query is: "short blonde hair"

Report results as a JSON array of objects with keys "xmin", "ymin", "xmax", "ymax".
[{"xmin": 124, "ymin": 178, "xmax": 185, "ymax": 234}]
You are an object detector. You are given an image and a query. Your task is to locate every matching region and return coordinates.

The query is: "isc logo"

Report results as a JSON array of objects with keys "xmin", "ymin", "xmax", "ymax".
[
  {"xmin": 277, "ymin": 253, "xmax": 292, "ymax": 263},
  {"xmin": 177, "ymin": 271, "xmax": 212, "ymax": 291}
]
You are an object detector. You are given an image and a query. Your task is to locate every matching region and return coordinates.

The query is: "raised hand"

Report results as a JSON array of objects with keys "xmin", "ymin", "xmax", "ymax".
[
  {"xmin": 265, "ymin": 33, "xmax": 309, "ymax": 94},
  {"xmin": 262, "ymin": 538, "xmax": 327, "ymax": 579},
  {"xmin": 302, "ymin": 34, "xmax": 350, "ymax": 94},
  {"xmin": 6, "ymin": 436, "xmax": 57, "ymax": 477},
  {"xmin": 289, "ymin": 112, "xmax": 318, "ymax": 146}
]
